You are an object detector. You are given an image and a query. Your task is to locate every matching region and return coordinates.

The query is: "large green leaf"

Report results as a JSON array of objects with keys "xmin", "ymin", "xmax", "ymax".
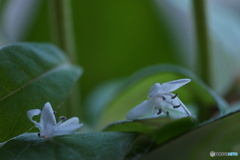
[
  {"xmin": 104, "ymin": 117, "xmax": 196, "ymax": 145},
  {"xmin": 0, "ymin": 132, "xmax": 136, "ymax": 160},
  {"xmin": 140, "ymin": 110, "xmax": 240, "ymax": 160},
  {"xmin": 0, "ymin": 43, "xmax": 82, "ymax": 142},
  {"xmin": 104, "ymin": 117, "xmax": 195, "ymax": 134},
  {"xmin": 95, "ymin": 64, "xmax": 228, "ymax": 129}
]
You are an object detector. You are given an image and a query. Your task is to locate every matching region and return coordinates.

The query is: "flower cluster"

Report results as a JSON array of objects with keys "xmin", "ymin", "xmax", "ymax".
[
  {"xmin": 27, "ymin": 79, "xmax": 191, "ymax": 138},
  {"xmin": 126, "ymin": 79, "xmax": 192, "ymax": 120}
]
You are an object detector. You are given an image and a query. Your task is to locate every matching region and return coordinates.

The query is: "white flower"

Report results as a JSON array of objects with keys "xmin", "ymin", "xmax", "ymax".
[
  {"xmin": 27, "ymin": 102, "xmax": 83, "ymax": 138},
  {"xmin": 126, "ymin": 79, "xmax": 192, "ymax": 120}
]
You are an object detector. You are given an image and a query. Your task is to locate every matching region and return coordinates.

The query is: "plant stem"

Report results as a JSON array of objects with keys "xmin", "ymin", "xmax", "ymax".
[
  {"xmin": 50, "ymin": 0, "xmax": 76, "ymax": 62},
  {"xmin": 49, "ymin": 0, "xmax": 81, "ymax": 117},
  {"xmin": 192, "ymin": 0, "xmax": 210, "ymax": 85}
]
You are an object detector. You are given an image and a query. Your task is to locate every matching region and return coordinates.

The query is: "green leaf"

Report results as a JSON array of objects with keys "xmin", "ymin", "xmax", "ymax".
[
  {"xmin": 104, "ymin": 117, "xmax": 196, "ymax": 145},
  {"xmin": 104, "ymin": 118, "xmax": 175, "ymax": 135},
  {"xmin": 0, "ymin": 43, "xmax": 82, "ymax": 142},
  {"xmin": 0, "ymin": 132, "xmax": 136, "ymax": 160},
  {"xmin": 141, "ymin": 110, "xmax": 240, "ymax": 160},
  {"xmin": 96, "ymin": 64, "xmax": 228, "ymax": 129}
]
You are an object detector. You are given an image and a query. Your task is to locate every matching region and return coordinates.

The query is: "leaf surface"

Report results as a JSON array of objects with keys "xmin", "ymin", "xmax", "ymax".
[
  {"xmin": 141, "ymin": 111, "xmax": 240, "ymax": 160},
  {"xmin": 0, "ymin": 43, "xmax": 82, "ymax": 142},
  {"xmin": 0, "ymin": 132, "xmax": 136, "ymax": 160},
  {"xmin": 104, "ymin": 116, "xmax": 196, "ymax": 145}
]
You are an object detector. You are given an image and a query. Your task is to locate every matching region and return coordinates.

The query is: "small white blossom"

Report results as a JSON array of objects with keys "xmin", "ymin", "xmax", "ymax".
[
  {"xmin": 126, "ymin": 79, "xmax": 192, "ymax": 120},
  {"xmin": 27, "ymin": 102, "xmax": 83, "ymax": 138}
]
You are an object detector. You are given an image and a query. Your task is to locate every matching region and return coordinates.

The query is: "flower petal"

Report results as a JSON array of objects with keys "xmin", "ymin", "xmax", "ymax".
[
  {"xmin": 126, "ymin": 100, "xmax": 154, "ymax": 120},
  {"xmin": 27, "ymin": 109, "xmax": 41, "ymax": 128},
  {"xmin": 148, "ymin": 83, "xmax": 162, "ymax": 98},
  {"xmin": 58, "ymin": 117, "xmax": 80, "ymax": 126},
  {"xmin": 54, "ymin": 117, "xmax": 83, "ymax": 136},
  {"xmin": 39, "ymin": 102, "xmax": 56, "ymax": 126},
  {"xmin": 39, "ymin": 102, "xmax": 57, "ymax": 137},
  {"xmin": 160, "ymin": 79, "xmax": 191, "ymax": 93},
  {"xmin": 177, "ymin": 98, "xmax": 192, "ymax": 116},
  {"xmin": 166, "ymin": 97, "xmax": 191, "ymax": 116}
]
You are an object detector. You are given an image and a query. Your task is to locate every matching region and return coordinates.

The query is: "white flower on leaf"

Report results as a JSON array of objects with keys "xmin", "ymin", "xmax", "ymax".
[
  {"xmin": 126, "ymin": 79, "xmax": 192, "ymax": 120},
  {"xmin": 27, "ymin": 102, "xmax": 83, "ymax": 138}
]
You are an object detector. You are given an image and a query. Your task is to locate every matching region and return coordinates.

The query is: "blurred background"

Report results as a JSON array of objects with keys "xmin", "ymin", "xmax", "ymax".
[{"xmin": 0, "ymin": 0, "xmax": 240, "ymax": 127}]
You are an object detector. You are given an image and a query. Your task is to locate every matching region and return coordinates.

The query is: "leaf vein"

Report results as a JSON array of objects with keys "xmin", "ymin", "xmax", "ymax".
[{"xmin": 0, "ymin": 63, "xmax": 70, "ymax": 102}]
